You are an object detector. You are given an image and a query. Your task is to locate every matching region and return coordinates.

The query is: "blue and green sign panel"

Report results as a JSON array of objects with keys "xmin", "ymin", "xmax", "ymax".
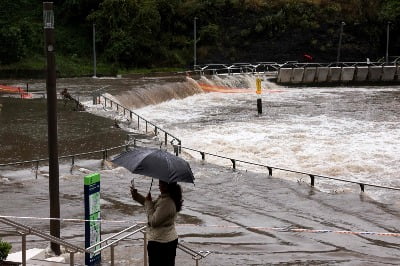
[{"xmin": 84, "ymin": 173, "xmax": 101, "ymax": 265}]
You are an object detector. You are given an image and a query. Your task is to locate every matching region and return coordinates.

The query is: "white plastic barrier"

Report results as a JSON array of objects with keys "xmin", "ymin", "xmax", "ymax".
[
  {"xmin": 355, "ymin": 67, "xmax": 368, "ymax": 81},
  {"xmin": 328, "ymin": 67, "xmax": 342, "ymax": 82},
  {"xmin": 277, "ymin": 68, "xmax": 293, "ymax": 83},
  {"xmin": 303, "ymin": 67, "xmax": 317, "ymax": 83},
  {"xmin": 291, "ymin": 68, "xmax": 304, "ymax": 83},
  {"xmin": 341, "ymin": 67, "xmax": 355, "ymax": 81},
  {"xmin": 316, "ymin": 67, "xmax": 329, "ymax": 82},
  {"xmin": 368, "ymin": 66, "xmax": 382, "ymax": 81},
  {"xmin": 381, "ymin": 66, "xmax": 397, "ymax": 81}
]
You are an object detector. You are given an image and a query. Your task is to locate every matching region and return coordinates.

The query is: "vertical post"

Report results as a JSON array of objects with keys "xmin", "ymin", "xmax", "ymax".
[
  {"xmin": 336, "ymin": 22, "xmax": 345, "ymax": 64},
  {"xmin": 43, "ymin": 2, "xmax": 60, "ymax": 255},
  {"xmin": 143, "ymin": 231, "xmax": 148, "ymax": 266},
  {"xmin": 93, "ymin": 23, "xmax": 97, "ymax": 78},
  {"xmin": 22, "ymin": 234, "xmax": 26, "ymax": 266},
  {"xmin": 386, "ymin": 22, "xmax": 391, "ymax": 64},
  {"xmin": 69, "ymin": 253, "xmax": 74, "ymax": 266},
  {"xmin": 256, "ymin": 78, "xmax": 262, "ymax": 114},
  {"xmin": 193, "ymin": 17, "xmax": 198, "ymax": 70}
]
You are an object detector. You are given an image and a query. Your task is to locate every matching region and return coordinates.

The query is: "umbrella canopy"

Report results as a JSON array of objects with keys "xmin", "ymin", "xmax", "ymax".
[{"xmin": 112, "ymin": 147, "xmax": 195, "ymax": 184}]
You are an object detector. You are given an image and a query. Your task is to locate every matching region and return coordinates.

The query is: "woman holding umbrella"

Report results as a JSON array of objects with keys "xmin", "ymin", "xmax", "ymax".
[{"xmin": 130, "ymin": 179, "xmax": 183, "ymax": 266}]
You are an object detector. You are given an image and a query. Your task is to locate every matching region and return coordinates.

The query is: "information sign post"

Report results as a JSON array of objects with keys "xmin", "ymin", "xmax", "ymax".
[{"xmin": 84, "ymin": 173, "xmax": 101, "ymax": 265}]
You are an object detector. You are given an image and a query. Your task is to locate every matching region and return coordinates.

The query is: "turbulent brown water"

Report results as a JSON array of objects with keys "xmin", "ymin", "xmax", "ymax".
[{"xmin": 0, "ymin": 76, "xmax": 400, "ymax": 265}]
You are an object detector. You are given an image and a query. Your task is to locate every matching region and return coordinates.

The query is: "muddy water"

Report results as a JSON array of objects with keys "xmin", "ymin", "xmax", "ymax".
[{"xmin": 1, "ymin": 76, "xmax": 400, "ymax": 265}]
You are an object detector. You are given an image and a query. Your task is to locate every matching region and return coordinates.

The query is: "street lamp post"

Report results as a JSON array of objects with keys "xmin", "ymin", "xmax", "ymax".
[
  {"xmin": 386, "ymin": 21, "xmax": 391, "ymax": 64},
  {"xmin": 93, "ymin": 23, "xmax": 97, "ymax": 78},
  {"xmin": 43, "ymin": 2, "xmax": 60, "ymax": 255},
  {"xmin": 336, "ymin": 21, "xmax": 345, "ymax": 64},
  {"xmin": 193, "ymin": 17, "xmax": 198, "ymax": 70}
]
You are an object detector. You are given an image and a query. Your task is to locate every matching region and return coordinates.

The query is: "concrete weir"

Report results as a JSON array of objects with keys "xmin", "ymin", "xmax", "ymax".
[{"xmin": 276, "ymin": 65, "xmax": 400, "ymax": 84}]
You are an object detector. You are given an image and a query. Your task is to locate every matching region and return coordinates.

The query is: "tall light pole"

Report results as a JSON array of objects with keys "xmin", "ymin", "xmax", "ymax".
[
  {"xmin": 336, "ymin": 21, "xmax": 345, "ymax": 64},
  {"xmin": 43, "ymin": 2, "xmax": 60, "ymax": 255},
  {"xmin": 386, "ymin": 21, "xmax": 391, "ymax": 64},
  {"xmin": 193, "ymin": 17, "xmax": 198, "ymax": 70},
  {"xmin": 93, "ymin": 23, "xmax": 97, "ymax": 78}
]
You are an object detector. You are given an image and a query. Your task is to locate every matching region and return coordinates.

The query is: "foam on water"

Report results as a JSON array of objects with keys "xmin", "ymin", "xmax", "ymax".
[{"xmin": 129, "ymin": 84, "xmax": 400, "ymax": 192}]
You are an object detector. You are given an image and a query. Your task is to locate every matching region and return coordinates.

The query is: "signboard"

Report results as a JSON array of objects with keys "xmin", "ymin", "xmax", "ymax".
[
  {"xmin": 84, "ymin": 173, "xmax": 101, "ymax": 265},
  {"xmin": 256, "ymin": 78, "xmax": 262, "ymax": 94}
]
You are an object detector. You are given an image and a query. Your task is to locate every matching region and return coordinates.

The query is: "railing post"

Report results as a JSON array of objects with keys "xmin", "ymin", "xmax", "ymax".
[
  {"xmin": 71, "ymin": 156, "xmax": 75, "ymax": 166},
  {"xmin": 200, "ymin": 152, "xmax": 205, "ymax": 160},
  {"xmin": 145, "ymin": 121, "xmax": 148, "ymax": 133},
  {"xmin": 69, "ymin": 252, "xmax": 74, "ymax": 266},
  {"xmin": 154, "ymin": 126, "xmax": 158, "ymax": 136},
  {"xmin": 35, "ymin": 160, "xmax": 39, "ymax": 179},
  {"xmin": 22, "ymin": 233, "xmax": 27, "ymax": 266},
  {"xmin": 143, "ymin": 231, "xmax": 148, "ymax": 266},
  {"xmin": 111, "ymin": 245, "xmax": 115, "ymax": 266},
  {"xmin": 178, "ymin": 140, "xmax": 182, "ymax": 154},
  {"xmin": 359, "ymin": 183, "xmax": 365, "ymax": 192},
  {"xmin": 164, "ymin": 132, "xmax": 167, "ymax": 146},
  {"xmin": 174, "ymin": 145, "xmax": 179, "ymax": 156},
  {"xmin": 310, "ymin": 175, "xmax": 315, "ymax": 187},
  {"xmin": 130, "ymin": 111, "xmax": 133, "ymax": 120},
  {"xmin": 137, "ymin": 117, "xmax": 140, "ymax": 129},
  {"xmin": 267, "ymin": 167, "xmax": 272, "ymax": 176},
  {"xmin": 231, "ymin": 159, "xmax": 236, "ymax": 170}
]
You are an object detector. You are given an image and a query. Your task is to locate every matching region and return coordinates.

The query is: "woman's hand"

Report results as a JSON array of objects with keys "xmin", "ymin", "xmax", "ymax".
[{"xmin": 146, "ymin": 192, "xmax": 152, "ymax": 201}]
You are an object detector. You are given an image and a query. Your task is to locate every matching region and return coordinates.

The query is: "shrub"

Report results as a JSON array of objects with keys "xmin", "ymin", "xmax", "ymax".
[{"xmin": 0, "ymin": 239, "xmax": 12, "ymax": 261}]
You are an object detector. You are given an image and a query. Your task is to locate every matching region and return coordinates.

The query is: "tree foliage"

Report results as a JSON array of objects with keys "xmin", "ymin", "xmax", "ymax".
[{"xmin": 0, "ymin": 0, "xmax": 399, "ymax": 68}]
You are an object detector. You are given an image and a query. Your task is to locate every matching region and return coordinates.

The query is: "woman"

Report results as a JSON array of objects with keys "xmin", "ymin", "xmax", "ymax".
[{"xmin": 130, "ymin": 179, "xmax": 183, "ymax": 266}]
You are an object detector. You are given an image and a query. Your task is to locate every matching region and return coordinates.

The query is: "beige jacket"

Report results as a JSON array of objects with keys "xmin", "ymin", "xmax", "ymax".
[{"xmin": 144, "ymin": 193, "xmax": 178, "ymax": 242}]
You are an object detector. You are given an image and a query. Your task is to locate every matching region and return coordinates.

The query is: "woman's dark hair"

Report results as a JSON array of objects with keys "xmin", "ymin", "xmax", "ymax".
[{"xmin": 168, "ymin": 183, "xmax": 183, "ymax": 212}]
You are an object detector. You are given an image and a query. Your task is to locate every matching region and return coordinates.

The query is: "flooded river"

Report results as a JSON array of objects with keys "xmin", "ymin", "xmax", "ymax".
[{"xmin": 0, "ymin": 75, "xmax": 400, "ymax": 265}]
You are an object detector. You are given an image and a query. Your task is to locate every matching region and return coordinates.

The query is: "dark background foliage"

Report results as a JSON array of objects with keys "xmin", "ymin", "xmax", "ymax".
[{"xmin": 0, "ymin": 0, "xmax": 399, "ymax": 73}]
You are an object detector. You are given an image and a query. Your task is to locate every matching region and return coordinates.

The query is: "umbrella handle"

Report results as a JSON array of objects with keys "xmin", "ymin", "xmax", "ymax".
[{"xmin": 148, "ymin": 178, "xmax": 153, "ymax": 194}]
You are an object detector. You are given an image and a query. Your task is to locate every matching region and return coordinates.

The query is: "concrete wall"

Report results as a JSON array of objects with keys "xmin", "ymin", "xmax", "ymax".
[
  {"xmin": 303, "ymin": 67, "xmax": 317, "ymax": 83},
  {"xmin": 328, "ymin": 67, "xmax": 342, "ymax": 82},
  {"xmin": 277, "ymin": 68, "xmax": 292, "ymax": 83},
  {"xmin": 316, "ymin": 67, "xmax": 329, "ymax": 82},
  {"xmin": 355, "ymin": 67, "xmax": 368, "ymax": 81},
  {"xmin": 291, "ymin": 68, "xmax": 304, "ymax": 83},
  {"xmin": 341, "ymin": 67, "xmax": 355, "ymax": 81},
  {"xmin": 381, "ymin": 66, "xmax": 397, "ymax": 81},
  {"xmin": 368, "ymin": 66, "xmax": 382, "ymax": 81}
]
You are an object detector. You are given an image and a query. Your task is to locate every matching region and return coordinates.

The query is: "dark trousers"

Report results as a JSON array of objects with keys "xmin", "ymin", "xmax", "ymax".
[{"xmin": 147, "ymin": 238, "xmax": 178, "ymax": 266}]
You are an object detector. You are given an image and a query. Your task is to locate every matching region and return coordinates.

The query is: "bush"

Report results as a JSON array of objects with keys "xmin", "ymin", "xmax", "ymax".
[{"xmin": 0, "ymin": 239, "xmax": 12, "ymax": 261}]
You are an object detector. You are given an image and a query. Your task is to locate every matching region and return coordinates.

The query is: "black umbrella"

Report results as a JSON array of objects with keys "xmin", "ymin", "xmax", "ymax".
[{"xmin": 112, "ymin": 147, "xmax": 195, "ymax": 184}]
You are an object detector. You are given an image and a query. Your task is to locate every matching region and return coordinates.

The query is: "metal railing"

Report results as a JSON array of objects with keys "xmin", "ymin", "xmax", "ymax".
[
  {"xmin": 195, "ymin": 61, "xmax": 399, "ymax": 76},
  {"xmin": 0, "ymin": 144, "xmax": 130, "ymax": 178},
  {"xmin": 0, "ymin": 217, "xmax": 86, "ymax": 266},
  {"xmin": 180, "ymin": 145, "xmax": 400, "ymax": 193},
  {"xmin": 0, "ymin": 217, "xmax": 210, "ymax": 266},
  {"xmin": 96, "ymin": 94, "xmax": 181, "ymax": 149}
]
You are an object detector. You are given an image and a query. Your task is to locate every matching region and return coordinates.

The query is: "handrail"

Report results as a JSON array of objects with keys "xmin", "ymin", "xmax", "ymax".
[
  {"xmin": 0, "ymin": 144, "xmax": 129, "ymax": 168},
  {"xmin": 97, "ymin": 94, "xmax": 181, "ymax": 149},
  {"xmin": 181, "ymin": 145, "xmax": 400, "ymax": 193},
  {"xmin": 0, "ymin": 217, "xmax": 86, "ymax": 266},
  {"xmin": 0, "ymin": 217, "xmax": 210, "ymax": 266}
]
